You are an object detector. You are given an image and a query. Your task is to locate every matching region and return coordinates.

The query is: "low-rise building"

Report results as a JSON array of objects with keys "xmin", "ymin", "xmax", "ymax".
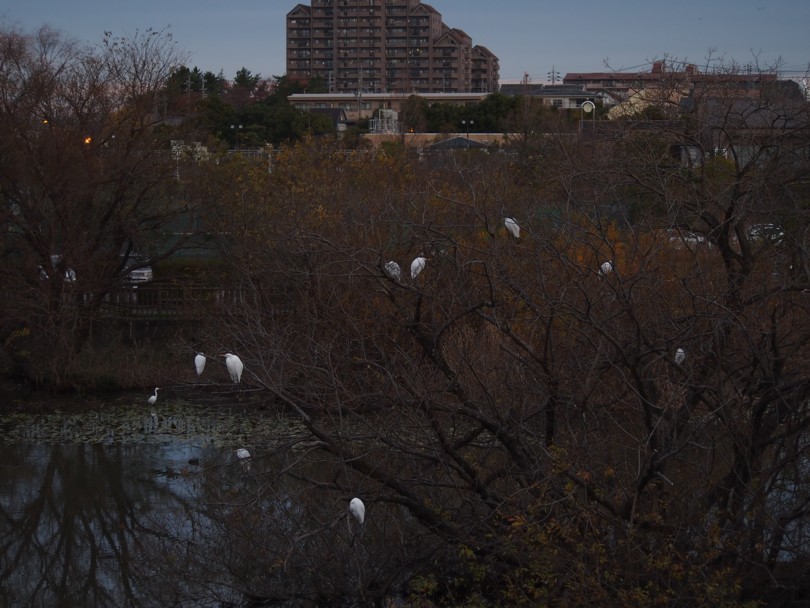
[{"xmin": 289, "ymin": 91, "xmax": 489, "ymax": 123}]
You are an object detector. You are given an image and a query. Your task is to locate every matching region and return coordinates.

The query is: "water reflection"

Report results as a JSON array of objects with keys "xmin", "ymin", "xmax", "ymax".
[
  {"xmin": 0, "ymin": 403, "xmax": 418, "ymax": 607},
  {"xmin": 0, "ymin": 442, "xmax": 220, "ymax": 606}
]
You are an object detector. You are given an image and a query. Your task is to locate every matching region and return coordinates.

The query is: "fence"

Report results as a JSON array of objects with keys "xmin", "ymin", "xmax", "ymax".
[{"xmin": 97, "ymin": 285, "xmax": 255, "ymax": 320}]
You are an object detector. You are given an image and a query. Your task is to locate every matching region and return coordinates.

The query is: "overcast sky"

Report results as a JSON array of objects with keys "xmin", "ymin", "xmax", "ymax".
[{"xmin": 3, "ymin": 0, "xmax": 808, "ymax": 83}]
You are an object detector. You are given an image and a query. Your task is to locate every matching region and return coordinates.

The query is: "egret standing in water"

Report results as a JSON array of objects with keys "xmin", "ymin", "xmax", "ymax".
[
  {"xmin": 148, "ymin": 387, "xmax": 159, "ymax": 405},
  {"xmin": 411, "ymin": 255, "xmax": 427, "ymax": 280},
  {"xmin": 504, "ymin": 217, "xmax": 520, "ymax": 239},
  {"xmin": 194, "ymin": 353, "xmax": 206, "ymax": 377},
  {"xmin": 221, "ymin": 353, "xmax": 244, "ymax": 384}
]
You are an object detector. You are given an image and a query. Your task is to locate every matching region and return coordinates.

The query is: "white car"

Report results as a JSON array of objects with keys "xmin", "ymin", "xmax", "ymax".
[
  {"xmin": 748, "ymin": 223, "xmax": 784, "ymax": 245},
  {"xmin": 39, "ymin": 254, "xmax": 76, "ymax": 282},
  {"xmin": 123, "ymin": 256, "xmax": 154, "ymax": 283},
  {"xmin": 666, "ymin": 228, "xmax": 708, "ymax": 249},
  {"xmin": 126, "ymin": 266, "xmax": 154, "ymax": 283}
]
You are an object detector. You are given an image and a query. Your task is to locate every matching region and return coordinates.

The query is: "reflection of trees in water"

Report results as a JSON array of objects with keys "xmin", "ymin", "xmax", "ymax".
[
  {"xmin": 0, "ymin": 443, "xmax": 202, "ymax": 607},
  {"xmin": 139, "ymin": 447, "xmax": 426, "ymax": 606},
  {"xmin": 0, "ymin": 440, "xmax": 427, "ymax": 606}
]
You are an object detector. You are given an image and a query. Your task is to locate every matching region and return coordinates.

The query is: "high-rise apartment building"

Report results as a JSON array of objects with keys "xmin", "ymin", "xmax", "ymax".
[{"xmin": 286, "ymin": 0, "xmax": 499, "ymax": 94}]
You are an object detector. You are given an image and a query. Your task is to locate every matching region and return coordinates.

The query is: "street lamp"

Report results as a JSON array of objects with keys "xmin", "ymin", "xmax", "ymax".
[
  {"xmin": 230, "ymin": 124, "xmax": 243, "ymax": 149},
  {"xmin": 580, "ymin": 101, "xmax": 595, "ymax": 134},
  {"xmin": 461, "ymin": 119, "xmax": 474, "ymax": 140}
]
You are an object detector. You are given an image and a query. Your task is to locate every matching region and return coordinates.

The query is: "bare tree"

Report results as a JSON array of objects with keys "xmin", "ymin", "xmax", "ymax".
[
  {"xmin": 0, "ymin": 26, "xmax": 208, "ymax": 387},
  {"xmin": 202, "ymin": 71, "xmax": 810, "ymax": 604}
]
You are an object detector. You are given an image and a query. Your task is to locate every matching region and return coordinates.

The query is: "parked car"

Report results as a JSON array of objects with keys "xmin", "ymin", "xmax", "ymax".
[
  {"xmin": 39, "ymin": 254, "xmax": 76, "ymax": 282},
  {"xmin": 123, "ymin": 256, "xmax": 154, "ymax": 283},
  {"xmin": 665, "ymin": 228, "xmax": 709, "ymax": 250},
  {"xmin": 748, "ymin": 223, "xmax": 785, "ymax": 245}
]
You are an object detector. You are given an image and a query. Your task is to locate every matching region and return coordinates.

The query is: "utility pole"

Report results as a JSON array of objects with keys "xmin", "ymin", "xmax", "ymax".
[{"xmin": 547, "ymin": 66, "xmax": 559, "ymax": 85}]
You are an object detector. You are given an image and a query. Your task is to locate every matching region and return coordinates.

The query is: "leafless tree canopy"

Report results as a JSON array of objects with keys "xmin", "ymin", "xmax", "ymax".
[
  {"xmin": 0, "ymin": 26, "xmax": 204, "ymax": 388},
  {"xmin": 201, "ymin": 71, "xmax": 810, "ymax": 604}
]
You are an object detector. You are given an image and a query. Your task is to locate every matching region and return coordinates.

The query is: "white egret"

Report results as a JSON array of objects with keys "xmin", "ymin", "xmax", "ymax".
[
  {"xmin": 236, "ymin": 447, "xmax": 252, "ymax": 471},
  {"xmin": 147, "ymin": 387, "xmax": 159, "ymax": 405},
  {"xmin": 675, "ymin": 347, "xmax": 686, "ymax": 365},
  {"xmin": 349, "ymin": 497, "xmax": 365, "ymax": 525},
  {"xmin": 221, "ymin": 353, "xmax": 244, "ymax": 384},
  {"xmin": 504, "ymin": 217, "xmax": 520, "ymax": 239},
  {"xmin": 194, "ymin": 353, "xmax": 206, "ymax": 376},
  {"xmin": 410, "ymin": 256, "xmax": 427, "ymax": 280},
  {"xmin": 599, "ymin": 261, "xmax": 614, "ymax": 276},
  {"xmin": 384, "ymin": 261, "xmax": 401, "ymax": 281}
]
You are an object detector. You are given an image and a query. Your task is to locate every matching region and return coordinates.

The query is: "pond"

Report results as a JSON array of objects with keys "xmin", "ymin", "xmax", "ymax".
[{"xmin": 0, "ymin": 393, "xmax": 409, "ymax": 607}]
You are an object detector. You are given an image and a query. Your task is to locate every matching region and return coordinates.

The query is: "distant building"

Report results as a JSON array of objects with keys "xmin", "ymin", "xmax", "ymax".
[
  {"xmin": 498, "ymin": 83, "xmax": 598, "ymax": 110},
  {"xmin": 286, "ymin": 0, "xmax": 499, "ymax": 94},
  {"xmin": 288, "ymin": 91, "xmax": 489, "ymax": 123},
  {"xmin": 563, "ymin": 61, "xmax": 779, "ymax": 107}
]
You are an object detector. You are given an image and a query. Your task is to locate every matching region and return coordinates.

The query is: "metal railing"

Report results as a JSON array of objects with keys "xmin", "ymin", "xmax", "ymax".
[{"xmin": 96, "ymin": 285, "xmax": 255, "ymax": 320}]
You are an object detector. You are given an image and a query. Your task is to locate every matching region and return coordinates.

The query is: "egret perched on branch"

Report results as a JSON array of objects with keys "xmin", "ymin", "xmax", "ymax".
[
  {"xmin": 411, "ymin": 255, "xmax": 427, "ymax": 280},
  {"xmin": 384, "ymin": 261, "xmax": 401, "ymax": 282},
  {"xmin": 675, "ymin": 347, "xmax": 686, "ymax": 365},
  {"xmin": 221, "ymin": 353, "xmax": 244, "ymax": 384},
  {"xmin": 504, "ymin": 217, "xmax": 520, "ymax": 239},
  {"xmin": 194, "ymin": 353, "xmax": 206, "ymax": 377},
  {"xmin": 148, "ymin": 387, "xmax": 159, "ymax": 405},
  {"xmin": 348, "ymin": 497, "xmax": 365, "ymax": 528},
  {"xmin": 599, "ymin": 261, "xmax": 614, "ymax": 276},
  {"xmin": 236, "ymin": 447, "xmax": 252, "ymax": 471}
]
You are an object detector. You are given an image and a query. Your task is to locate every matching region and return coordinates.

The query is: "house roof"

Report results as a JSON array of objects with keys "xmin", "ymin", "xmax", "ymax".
[
  {"xmin": 428, "ymin": 136, "xmax": 488, "ymax": 150},
  {"xmin": 287, "ymin": 4, "xmax": 310, "ymax": 17},
  {"xmin": 472, "ymin": 45, "xmax": 496, "ymax": 58},
  {"xmin": 307, "ymin": 107, "xmax": 348, "ymax": 126},
  {"xmin": 499, "ymin": 83, "xmax": 592, "ymax": 98}
]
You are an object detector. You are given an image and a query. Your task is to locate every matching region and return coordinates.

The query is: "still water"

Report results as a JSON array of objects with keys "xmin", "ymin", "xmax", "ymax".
[{"xmin": 0, "ymin": 395, "xmax": 397, "ymax": 607}]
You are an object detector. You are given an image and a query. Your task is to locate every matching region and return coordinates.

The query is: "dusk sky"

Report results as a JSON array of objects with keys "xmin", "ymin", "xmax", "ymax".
[{"xmin": 3, "ymin": 0, "xmax": 808, "ymax": 84}]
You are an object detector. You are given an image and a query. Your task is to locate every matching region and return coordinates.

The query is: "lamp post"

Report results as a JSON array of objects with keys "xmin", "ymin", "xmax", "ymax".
[
  {"xmin": 461, "ymin": 119, "xmax": 474, "ymax": 140},
  {"xmin": 230, "ymin": 124, "xmax": 243, "ymax": 149},
  {"xmin": 580, "ymin": 101, "xmax": 595, "ymax": 135}
]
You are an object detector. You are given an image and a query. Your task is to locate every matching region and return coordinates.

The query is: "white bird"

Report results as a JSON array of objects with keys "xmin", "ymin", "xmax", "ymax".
[
  {"xmin": 236, "ymin": 447, "xmax": 252, "ymax": 471},
  {"xmin": 384, "ymin": 261, "xmax": 401, "ymax": 281},
  {"xmin": 147, "ymin": 387, "xmax": 159, "ymax": 405},
  {"xmin": 504, "ymin": 217, "xmax": 520, "ymax": 239},
  {"xmin": 222, "ymin": 353, "xmax": 244, "ymax": 384},
  {"xmin": 348, "ymin": 497, "xmax": 365, "ymax": 525},
  {"xmin": 194, "ymin": 353, "xmax": 206, "ymax": 376},
  {"xmin": 675, "ymin": 347, "xmax": 686, "ymax": 365},
  {"xmin": 410, "ymin": 256, "xmax": 427, "ymax": 280},
  {"xmin": 599, "ymin": 260, "xmax": 614, "ymax": 276}
]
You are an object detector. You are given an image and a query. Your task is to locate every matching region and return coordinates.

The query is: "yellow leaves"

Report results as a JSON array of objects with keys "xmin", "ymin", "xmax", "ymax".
[{"xmin": 505, "ymin": 514, "xmax": 527, "ymax": 528}]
